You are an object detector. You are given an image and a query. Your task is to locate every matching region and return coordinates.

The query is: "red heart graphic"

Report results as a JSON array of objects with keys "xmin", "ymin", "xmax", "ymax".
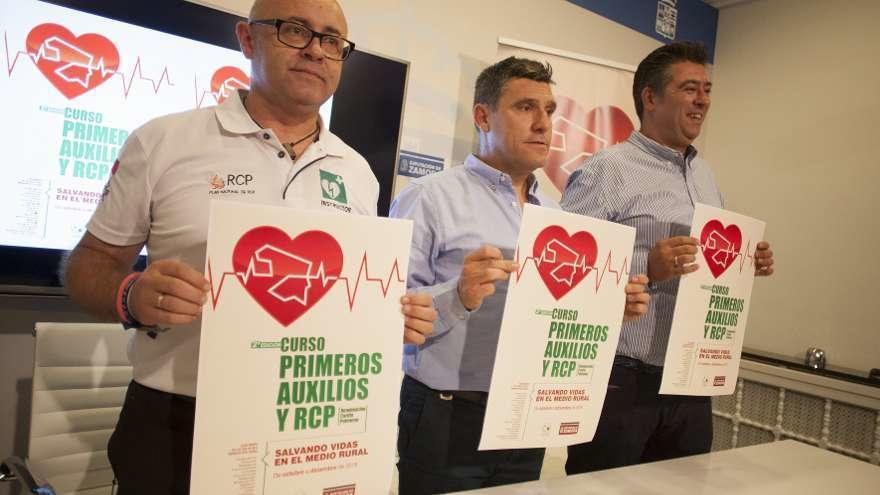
[
  {"xmin": 546, "ymin": 95, "xmax": 634, "ymax": 193},
  {"xmin": 700, "ymin": 220, "xmax": 743, "ymax": 279},
  {"xmin": 232, "ymin": 227, "xmax": 343, "ymax": 327},
  {"xmin": 26, "ymin": 23, "xmax": 119, "ymax": 100},
  {"xmin": 533, "ymin": 225, "xmax": 598, "ymax": 300},
  {"xmin": 211, "ymin": 66, "xmax": 250, "ymax": 104}
]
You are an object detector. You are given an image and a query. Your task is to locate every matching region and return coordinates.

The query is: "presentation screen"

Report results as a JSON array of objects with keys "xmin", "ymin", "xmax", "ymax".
[
  {"xmin": 0, "ymin": 0, "xmax": 330, "ymax": 253},
  {"xmin": 0, "ymin": 0, "xmax": 406, "ymax": 290}
]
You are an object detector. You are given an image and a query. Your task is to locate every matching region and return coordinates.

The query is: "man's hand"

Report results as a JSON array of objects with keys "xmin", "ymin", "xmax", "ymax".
[
  {"xmin": 401, "ymin": 292, "xmax": 437, "ymax": 345},
  {"xmin": 457, "ymin": 245, "xmax": 518, "ymax": 311},
  {"xmin": 754, "ymin": 241, "xmax": 774, "ymax": 276},
  {"xmin": 129, "ymin": 259, "xmax": 210, "ymax": 326},
  {"xmin": 647, "ymin": 236, "xmax": 699, "ymax": 283},
  {"xmin": 623, "ymin": 274, "xmax": 651, "ymax": 322}
]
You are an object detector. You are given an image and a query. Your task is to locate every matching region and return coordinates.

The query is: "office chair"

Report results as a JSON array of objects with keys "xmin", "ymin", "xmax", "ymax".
[{"xmin": 1, "ymin": 322, "xmax": 132, "ymax": 495}]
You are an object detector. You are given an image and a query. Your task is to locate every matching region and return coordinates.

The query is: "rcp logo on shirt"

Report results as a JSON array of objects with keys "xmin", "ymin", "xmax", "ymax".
[
  {"xmin": 207, "ymin": 171, "xmax": 256, "ymax": 196},
  {"xmin": 319, "ymin": 169, "xmax": 347, "ymax": 204}
]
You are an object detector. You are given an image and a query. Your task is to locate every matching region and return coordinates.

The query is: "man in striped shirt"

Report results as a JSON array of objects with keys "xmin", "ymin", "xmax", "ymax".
[{"xmin": 561, "ymin": 42, "xmax": 775, "ymax": 474}]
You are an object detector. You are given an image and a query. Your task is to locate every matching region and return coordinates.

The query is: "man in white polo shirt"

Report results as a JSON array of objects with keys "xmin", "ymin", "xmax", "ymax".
[{"xmin": 63, "ymin": 1, "xmax": 436, "ymax": 494}]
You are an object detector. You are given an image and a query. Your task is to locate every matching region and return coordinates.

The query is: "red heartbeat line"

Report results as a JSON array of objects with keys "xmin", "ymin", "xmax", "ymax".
[
  {"xmin": 194, "ymin": 75, "xmax": 242, "ymax": 109},
  {"xmin": 3, "ymin": 32, "xmax": 27, "ymax": 76},
  {"xmin": 513, "ymin": 247, "xmax": 630, "ymax": 293},
  {"xmin": 206, "ymin": 252, "xmax": 405, "ymax": 311},
  {"xmin": 3, "ymin": 31, "xmax": 174, "ymax": 98},
  {"xmin": 699, "ymin": 239, "xmax": 757, "ymax": 274},
  {"xmin": 194, "ymin": 76, "xmax": 220, "ymax": 108}
]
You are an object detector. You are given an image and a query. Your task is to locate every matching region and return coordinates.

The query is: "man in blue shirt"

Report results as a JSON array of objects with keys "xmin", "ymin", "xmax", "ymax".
[
  {"xmin": 391, "ymin": 57, "xmax": 652, "ymax": 494},
  {"xmin": 562, "ymin": 42, "xmax": 775, "ymax": 474}
]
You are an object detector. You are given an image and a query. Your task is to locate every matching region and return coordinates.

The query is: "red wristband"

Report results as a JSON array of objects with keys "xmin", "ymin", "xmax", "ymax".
[{"xmin": 115, "ymin": 272, "xmax": 142, "ymax": 324}]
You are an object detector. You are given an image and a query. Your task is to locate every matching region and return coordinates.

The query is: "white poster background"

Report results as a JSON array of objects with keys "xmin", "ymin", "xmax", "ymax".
[
  {"xmin": 660, "ymin": 203, "xmax": 766, "ymax": 396},
  {"xmin": 191, "ymin": 201, "xmax": 411, "ymax": 495},
  {"xmin": 480, "ymin": 204, "xmax": 635, "ymax": 449}
]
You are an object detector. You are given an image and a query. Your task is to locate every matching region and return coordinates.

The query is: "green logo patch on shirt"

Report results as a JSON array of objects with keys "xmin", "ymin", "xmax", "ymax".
[{"xmin": 319, "ymin": 169, "xmax": 348, "ymax": 204}]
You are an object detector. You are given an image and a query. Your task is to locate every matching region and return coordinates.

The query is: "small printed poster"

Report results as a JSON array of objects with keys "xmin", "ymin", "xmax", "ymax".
[
  {"xmin": 190, "ymin": 200, "xmax": 412, "ymax": 494},
  {"xmin": 659, "ymin": 203, "xmax": 766, "ymax": 396},
  {"xmin": 479, "ymin": 204, "xmax": 636, "ymax": 449}
]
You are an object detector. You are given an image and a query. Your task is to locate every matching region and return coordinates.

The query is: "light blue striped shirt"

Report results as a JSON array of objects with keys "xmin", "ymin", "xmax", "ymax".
[
  {"xmin": 560, "ymin": 131, "xmax": 723, "ymax": 366},
  {"xmin": 390, "ymin": 154, "xmax": 559, "ymax": 391}
]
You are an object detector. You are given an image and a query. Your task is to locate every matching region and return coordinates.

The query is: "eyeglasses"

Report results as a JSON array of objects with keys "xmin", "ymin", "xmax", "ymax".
[{"xmin": 249, "ymin": 19, "xmax": 355, "ymax": 61}]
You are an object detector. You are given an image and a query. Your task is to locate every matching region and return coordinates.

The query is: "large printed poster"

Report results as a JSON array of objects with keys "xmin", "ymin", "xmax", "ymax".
[
  {"xmin": 497, "ymin": 42, "xmax": 637, "ymax": 199},
  {"xmin": 659, "ymin": 203, "xmax": 765, "ymax": 396},
  {"xmin": 479, "ymin": 204, "xmax": 635, "ymax": 449},
  {"xmin": 191, "ymin": 201, "xmax": 411, "ymax": 495}
]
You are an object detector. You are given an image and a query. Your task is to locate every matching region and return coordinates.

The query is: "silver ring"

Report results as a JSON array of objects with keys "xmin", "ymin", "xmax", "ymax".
[
  {"xmin": 156, "ymin": 293, "xmax": 165, "ymax": 309},
  {"xmin": 673, "ymin": 255, "xmax": 680, "ymax": 268}
]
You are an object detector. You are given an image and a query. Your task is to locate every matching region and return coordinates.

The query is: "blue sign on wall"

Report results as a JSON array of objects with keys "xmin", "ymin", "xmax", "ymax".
[
  {"xmin": 398, "ymin": 150, "xmax": 444, "ymax": 178},
  {"xmin": 567, "ymin": 0, "xmax": 718, "ymax": 62}
]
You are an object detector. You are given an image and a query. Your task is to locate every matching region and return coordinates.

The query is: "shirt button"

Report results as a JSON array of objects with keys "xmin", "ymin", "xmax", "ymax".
[
  {"xmin": 277, "ymin": 150, "xmax": 286, "ymax": 158},
  {"xmin": 263, "ymin": 132, "xmax": 270, "ymax": 140}
]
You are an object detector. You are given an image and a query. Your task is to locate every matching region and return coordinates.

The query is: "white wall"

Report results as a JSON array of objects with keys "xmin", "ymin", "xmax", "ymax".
[{"xmin": 704, "ymin": 0, "xmax": 880, "ymax": 372}]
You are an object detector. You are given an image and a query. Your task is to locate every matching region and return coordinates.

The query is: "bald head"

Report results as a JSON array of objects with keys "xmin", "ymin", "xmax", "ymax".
[
  {"xmin": 249, "ymin": 0, "xmax": 346, "ymax": 30},
  {"xmin": 237, "ymin": 0, "xmax": 350, "ymax": 117}
]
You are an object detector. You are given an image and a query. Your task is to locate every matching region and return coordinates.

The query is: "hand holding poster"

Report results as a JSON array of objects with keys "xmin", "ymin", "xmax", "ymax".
[
  {"xmin": 190, "ymin": 201, "xmax": 411, "ymax": 495},
  {"xmin": 479, "ymin": 204, "xmax": 636, "ymax": 449},
  {"xmin": 659, "ymin": 203, "xmax": 766, "ymax": 396}
]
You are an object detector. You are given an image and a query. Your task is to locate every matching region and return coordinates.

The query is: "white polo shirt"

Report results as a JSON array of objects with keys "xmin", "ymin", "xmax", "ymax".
[{"xmin": 87, "ymin": 90, "xmax": 379, "ymax": 396}]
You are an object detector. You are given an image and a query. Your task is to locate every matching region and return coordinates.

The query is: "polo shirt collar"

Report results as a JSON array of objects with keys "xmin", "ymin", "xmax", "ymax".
[
  {"xmin": 216, "ymin": 90, "xmax": 346, "ymax": 159},
  {"xmin": 312, "ymin": 123, "xmax": 346, "ymax": 159},
  {"xmin": 629, "ymin": 130, "xmax": 698, "ymax": 166},
  {"xmin": 215, "ymin": 89, "xmax": 260, "ymax": 135},
  {"xmin": 465, "ymin": 154, "xmax": 542, "ymax": 200}
]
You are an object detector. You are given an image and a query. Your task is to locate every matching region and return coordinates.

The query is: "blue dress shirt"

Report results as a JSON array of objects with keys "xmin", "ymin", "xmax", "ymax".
[
  {"xmin": 561, "ymin": 131, "xmax": 723, "ymax": 366},
  {"xmin": 390, "ymin": 154, "xmax": 559, "ymax": 391}
]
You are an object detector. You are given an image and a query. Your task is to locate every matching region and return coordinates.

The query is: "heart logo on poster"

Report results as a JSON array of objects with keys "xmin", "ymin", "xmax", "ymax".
[
  {"xmin": 545, "ymin": 95, "xmax": 634, "ymax": 192},
  {"xmin": 532, "ymin": 225, "xmax": 598, "ymax": 300},
  {"xmin": 232, "ymin": 226, "xmax": 343, "ymax": 326},
  {"xmin": 210, "ymin": 66, "xmax": 250, "ymax": 104},
  {"xmin": 26, "ymin": 23, "xmax": 120, "ymax": 99},
  {"xmin": 700, "ymin": 220, "xmax": 743, "ymax": 279}
]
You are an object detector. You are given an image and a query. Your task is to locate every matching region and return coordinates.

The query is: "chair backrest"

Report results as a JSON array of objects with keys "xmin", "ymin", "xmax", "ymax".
[{"xmin": 28, "ymin": 323, "xmax": 132, "ymax": 495}]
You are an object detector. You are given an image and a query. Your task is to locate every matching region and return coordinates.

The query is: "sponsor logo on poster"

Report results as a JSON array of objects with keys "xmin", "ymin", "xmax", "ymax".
[
  {"xmin": 323, "ymin": 483, "xmax": 356, "ymax": 495},
  {"xmin": 559, "ymin": 422, "xmax": 580, "ymax": 435}
]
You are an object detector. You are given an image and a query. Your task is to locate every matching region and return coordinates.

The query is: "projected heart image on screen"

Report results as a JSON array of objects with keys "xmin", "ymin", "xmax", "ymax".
[
  {"xmin": 26, "ymin": 23, "xmax": 120, "ymax": 99},
  {"xmin": 232, "ymin": 226, "xmax": 343, "ymax": 326},
  {"xmin": 546, "ymin": 95, "xmax": 634, "ymax": 192},
  {"xmin": 211, "ymin": 66, "xmax": 250, "ymax": 104}
]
